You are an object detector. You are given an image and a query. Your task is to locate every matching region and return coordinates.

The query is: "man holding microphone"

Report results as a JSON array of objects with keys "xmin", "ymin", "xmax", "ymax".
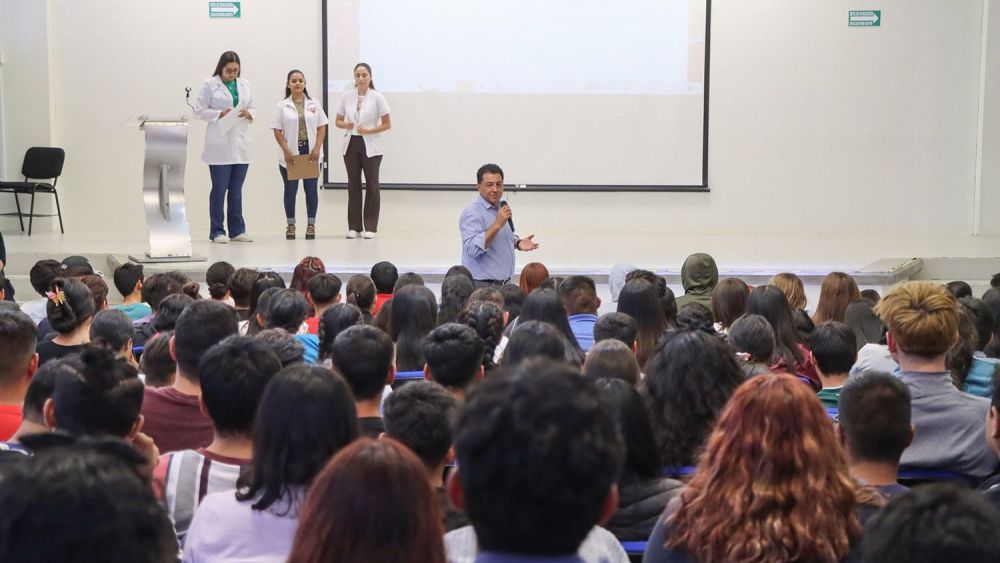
[{"xmin": 460, "ymin": 164, "xmax": 539, "ymax": 288}]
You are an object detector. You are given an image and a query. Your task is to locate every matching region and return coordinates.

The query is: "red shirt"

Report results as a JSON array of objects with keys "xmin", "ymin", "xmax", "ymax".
[
  {"xmin": 141, "ymin": 386, "xmax": 213, "ymax": 454},
  {"xmin": 0, "ymin": 405, "xmax": 22, "ymax": 441},
  {"xmin": 305, "ymin": 316, "xmax": 320, "ymax": 335},
  {"xmin": 372, "ymin": 293, "xmax": 394, "ymax": 316}
]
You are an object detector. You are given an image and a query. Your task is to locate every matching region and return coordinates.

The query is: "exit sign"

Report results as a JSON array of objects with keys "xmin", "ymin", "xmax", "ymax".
[
  {"xmin": 849, "ymin": 10, "xmax": 880, "ymax": 27},
  {"xmin": 209, "ymin": 2, "xmax": 241, "ymax": 18}
]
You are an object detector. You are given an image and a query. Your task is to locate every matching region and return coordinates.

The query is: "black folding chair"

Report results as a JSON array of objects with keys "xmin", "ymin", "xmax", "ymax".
[{"xmin": 0, "ymin": 147, "xmax": 66, "ymax": 235}]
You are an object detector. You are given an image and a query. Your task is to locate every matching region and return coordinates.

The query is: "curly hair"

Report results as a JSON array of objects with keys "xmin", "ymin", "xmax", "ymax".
[
  {"xmin": 456, "ymin": 301, "xmax": 505, "ymax": 373},
  {"xmin": 666, "ymin": 373, "xmax": 877, "ymax": 563}
]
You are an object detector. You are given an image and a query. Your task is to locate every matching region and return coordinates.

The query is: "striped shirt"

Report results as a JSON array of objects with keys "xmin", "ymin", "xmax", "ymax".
[{"xmin": 153, "ymin": 448, "xmax": 250, "ymax": 546}]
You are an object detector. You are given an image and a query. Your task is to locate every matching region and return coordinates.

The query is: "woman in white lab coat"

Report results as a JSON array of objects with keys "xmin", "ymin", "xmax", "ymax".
[
  {"xmin": 334, "ymin": 62, "xmax": 391, "ymax": 240},
  {"xmin": 271, "ymin": 70, "xmax": 328, "ymax": 240},
  {"xmin": 194, "ymin": 50, "xmax": 256, "ymax": 244}
]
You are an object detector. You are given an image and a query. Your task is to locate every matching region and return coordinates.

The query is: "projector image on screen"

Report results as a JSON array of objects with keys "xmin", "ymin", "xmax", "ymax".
[{"xmin": 325, "ymin": 0, "xmax": 708, "ymax": 188}]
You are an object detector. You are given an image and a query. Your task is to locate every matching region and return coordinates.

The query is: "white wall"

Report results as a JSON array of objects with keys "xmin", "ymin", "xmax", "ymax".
[{"xmin": 0, "ymin": 0, "xmax": 990, "ymax": 240}]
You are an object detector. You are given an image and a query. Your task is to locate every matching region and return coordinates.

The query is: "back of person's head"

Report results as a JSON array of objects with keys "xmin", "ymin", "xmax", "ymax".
[
  {"xmin": 112, "ymin": 263, "xmax": 144, "ymax": 298},
  {"xmin": 0, "ymin": 441, "xmax": 178, "ymax": 562},
  {"xmin": 141, "ymin": 271, "xmax": 199, "ymax": 311},
  {"xmin": 710, "ymin": 277, "xmax": 749, "ymax": 329},
  {"xmin": 138, "ymin": 331, "xmax": 175, "ymax": 388},
  {"xmin": 845, "ymin": 299, "xmax": 886, "ymax": 349},
  {"xmin": 680, "ymin": 253, "xmax": 719, "ymax": 293},
  {"xmin": 290, "ymin": 256, "xmax": 325, "ymax": 293},
  {"xmin": 643, "ymin": 329, "xmax": 745, "ymax": 467},
  {"xmin": 205, "ymin": 261, "xmax": 235, "ymax": 300},
  {"xmin": 838, "ymin": 371, "xmax": 911, "ymax": 465},
  {"xmin": 307, "ymin": 273, "xmax": 342, "ymax": 307},
  {"xmin": 255, "ymin": 328, "xmax": 305, "ymax": 367},
  {"xmin": 860, "ymin": 288, "xmax": 881, "ymax": 303},
  {"xmin": 446, "ymin": 265, "xmax": 473, "ymax": 281},
  {"xmin": 499, "ymin": 283, "xmax": 525, "ymax": 325},
  {"xmin": 248, "ymin": 272, "xmax": 287, "ymax": 319},
  {"xmin": 468, "ymin": 286, "xmax": 505, "ymax": 309},
  {"xmin": 558, "ymin": 275, "xmax": 599, "ymax": 316},
  {"xmin": 394, "ymin": 272, "xmax": 425, "ymax": 292},
  {"xmin": 266, "ymin": 288, "xmax": 309, "ymax": 333},
  {"xmin": 946, "ymin": 280, "xmax": 974, "ymax": 300},
  {"xmin": 227, "ymin": 267, "xmax": 258, "ymax": 308},
  {"xmin": 455, "ymin": 300, "xmax": 505, "ymax": 372},
  {"xmin": 539, "ymin": 276, "xmax": 562, "ymax": 292},
  {"xmin": 814, "ymin": 272, "xmax": 862, "ymax": 324},
  {"xmin": 624, "ymin": 270, "xmax": 672, "ymax": 324},
  {"xmin": 438, "ymin": 274, "xmax": 474, "ymax": 325},
  {"xmin": 875, "ymin": 281, "xmax": 958, "ymax": 358},
  {"xmin": 593, "ymin": 312, "xmax": 638, "ymax": 348},
  {"xmin": 518, "ymin": 262, "xmax": 550, "ymax": 296},
  {"xmin": 47, "ymin": 278, "xmax": 96, "ymax": 334},
  {"xmin": 728, "ymin": 314, "xmax": 776, "ymax": 363},
  {"xmin": 676, "ymin": 302, "xmax": 715, "ymax": 333},
  {"xmin": 344, "ymin": 274, "xmax": 376, "ymax": 312},
  {"xmin": 593, "ymin": 377, "xmax": 660, "ymax": 481},
  {"xmin": 58, "ymin": 255, "xmax": 95, "ymax": 278},
  {"xmin": 89, "ymin": 309, "xmax": 134, "ymax": 353},
  {"xmin": 582, "ymin": 339, "xmax": 641, "ymax": 386},
  {"xmin": 745, "ymin": 284, "xmax": 804, "ymax": 367},
  {"xmin": 373, "ymin": 297, "xmax": 393, "ymax": 334},
  {"xmin": 317, "ymin": 303, "xmax": 364, "ymax": 361},
  {"xmin": 618, "ymin": 279, "xmax": 669, "ymax": 367},
  {"xmin": 22, "ymin": 360, "xmax": 61, "ymax": 424},
  {"xmin": 809, "ymin": 321, "xmax": 857, "ymax": 375},
  {"xmin": 949, "ymin": 306, "xmax": 979, "ymax": 387},
  {"xmin": 248, "ymin": 287, "xmax": 281, "ymax": 335},
  {"xmin": 172, "ymin": 300, "xmax": 239, "ymax": 378},
  {"xmin": 452, "ymin": 360, "xmax": 623, "ymax": 555},
  {"xmin": 290, "ymin": 438, "xmax": 445, "ymax": 563},
  {"xmin": 151, "ymin": 293, "xmax": 194, "ymax": 332},
  {"xmin": 331, "ymin": 324, "xmax": 394, "ymax": 400},
  {"xmin": 51, "ymin": 346, "xmax": 144, "ymax": 438},
  {"xmin": 29, "ymin": 259, "xmax": 62, "ymax": 297},
  {"xmin": 199, "ymin": 335, "xmax": 282, "ymax": 437},
  {"xmin": 423, "ymin": 323, "xmax": 485, "ymax": 389},
  {"xmin": 80, "ymin": 274, "xmax": 109, "ymax": 310},
  {"xmin": 769, "ymin": 272, "xmax": 807, "ymax": 310},
  {"xmin": 370, "ymin": 261, "xmax": 399, "ymax": 293},
  {"xmin": 384, "ymin": 380, "xmax": 459, "ymax": 468},
  {"xmin": 0, "ymin": 309, "xmax": 37, "ymax": 387},
  {"xmin": 667, "ymin": 373, "xmax": 863, "ymax": 563},
  {"xmin": 504, "ymin": 320, "xmax": 576, "ymax": 367},
  {"xmin": 520, "ymin": 288, "xmax": 581, "ymax": 351},
  {"xmin": 391, "ymin": 285, "xmax": 438, "ymax": 371},
  {"xmin": 958, "ymin": 297, "xmax": 994, "ymax": 351},
  {"xmin": 861, "ymin": 483, "xmax": 1000, "ymax": 563},
  {"xmin": 238, "ymin": 365, "xmax": 359, "ymax": 511}
]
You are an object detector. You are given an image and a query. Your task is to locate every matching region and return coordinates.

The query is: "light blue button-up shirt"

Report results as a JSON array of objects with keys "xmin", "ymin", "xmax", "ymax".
[{"xmin": 460, "ymin": 195, "xmax": 518, "ymax": 281}]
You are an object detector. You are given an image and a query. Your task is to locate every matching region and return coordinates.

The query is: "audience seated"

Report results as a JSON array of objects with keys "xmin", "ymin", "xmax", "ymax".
[
  {"xmin": 141, "ymin": 300, "xmax": 238, "ymax": 453},
  {"xmin": 844, "ymin": 298, "xmax": 886, "ymax": 349},
  {"xmin": 455, "ymin": 300, "xmax": 505, "ymax": 371},
  {"xmin": 446, "ymin": 360, "xmax": 627, "ymax": 561},
  {"xmin": 594, "ymin": 311, "xmax": 638, "ymax": 352},
  {"xmin": 769, "ymin": 272, "xmax": 807, "ymax": 310},
  {"xmin": 330, "ymin": 324, "xmax": 395, "ymax": 437},
  {"xmin": 946, "ymin": 280, "xmax": 974, "ymax": 300},
  {"xmin": 583, "ymin": 340, "xmax": 642, "ymax": 386},
  {"xmin": 227, "ymin": 267, "xmax": 258, "ymax": 321},
  {"xmin": 7, "ymin": 361, "xmax": 58, "ymax": 444},
  {"xmin": 675, "ymin": 253, "xmax": 718, "ymax": 309},
  {"xmin": 110, "ymin": 262, "xmax": 151, "ymax": 321},
  {"xmin": 618, "ymin": 279, "xmax": 668, "ymax": 368},
  {"xmin": 19, "ymin": 259, "xmax": 61, "ymax": 324},
  {"xmin": 499, "ymin": 282, "xmax": 524, "ymax": 326},
  {"xmin": 644, "ymin": 373, "xmax": 883, "ymax": 563},
  {"xmin": 518, "ymin": 262, "xmax": 550, "ymax": 296},
  {"xmin": 289, "ymin": 438, "xmax": 445, "ymax": 563},
  {"xmin": 502, "ymin": 320, "xmax": 575, "ymax": 367},
  {"xmin": 89, "ymin": 309, "xmax": 135, "ymax": 364},
  {"xmin": 984, "ymin": 369, "xmax": 1000, "ymax": 508},
  {"xmin": 370, "ymin": 260, "xmax": 398, "ymax": 315},
  {"xmin": 135, "ymin": 271, "xmax": 201, "ymax": 347},
  {"xmin": 255, "ymin": 328, "xmax": 306, "ymax": 367},
  {"xmin": 627, "ymin": 269, "xmax": 677, "ymax": 329},
  {"xmin": 383, "ymin": 380, "xmax": 470, "ymax": 531},
  {"xmin": 304, "ymin": 273, "xmax": 341, "ymax": 334},
  {"xmin": 151, "ymin": 293, "xmax": 195, "ymax": 333},
  {"xmin": 0, "ymin": 310, "xmax": 38, "ymax": 440},
  {"xmin": 810, "ymin": 321, "xmax": 857, "ymax": 408},
  {"xmin": 595, "ymin": 377, "xmax": 682, "ymax": 541},
  {"xmin": 422, "ymin": 323, "xmax": 485, "ymax": 401},
  {"xmin": 813, "ymin": 272, "xmax": 862, "ymax": 324},
  {"xmin": 643, "ymin": 329, "xmax": 744, "ymax": 468},
  {"xmin": 514, "ymin": 289, "xmax": 586, "ymax": 365},
  {"xmin": 396, "ymin": 272, "xmax": 425, "ymax": 290},
  {"xmin": 837, "ymin": 371, "xmax": 912, "ymax": 497},
  {"xmin": 710, "ymin": 277, "xmax": 748, "ymax": 335},
  {"xmin": 154, "ymin": 336, "xmax": 281, "ymax": 545},
  {"xmin": 138, "ymin": 331, "xmax": 176, "ymax": 388},
  {"xmin": 391, "ymin": 285, "xmax": 438, "ymax": 371},
  {"xmin": 745, "ymin": 284, "xmax": 821, "ymax": 390},
  {"xmin": 792, "ymin": 307, "xmax": 815, "ymax": 340},
  {"xmin": 558, "ymin": 275, "xmax": 601, "ymax": 352},
  {"xmin": 861, "ymin": 483, "xmax": 1000, "ymax": 563},
  {"xmin": 244, "ymin": 273, "xmax": 286, "ymax": 335},
  {"xmin": 344, "ymin": 274, "xmax": 377, "ymax": 324},
  {"xmin": 728, "ymin": 313, "xmax": 775, "ymax": 378},
  {"xmin": 266, "ymin": 288, "xmax": 318, "ymax": 363},
  {"xmin": 289, "ymin": 256, "xmax": 326, "ymax": 296},
  {"xmin": 955, "ymin": 296, "xmax": 999, "ymax": 397},
  {"xmin": 875, "ymin": 281, "xmax": 997, "ymax": 478},
  {"xmin": 439, "ymin": 273, "xmax": 475, "ymax": 325},
  {"xmin": 316, "ymin": 303, "xmax": 363, "ymax": 364},
  {"xmin": 205, "ymin": 261, "xmax": 236, "ymax": 306},
  {"xmin": 36, "ymin": 278, "xmax": 95, "ymax": 364},
  {"xmin": 676, "ymin": 302, "xmax": 715, "ymax": 334},
  {"xmin": 183, "ymin": 365, "xmax": 358, "ymax": 562}
]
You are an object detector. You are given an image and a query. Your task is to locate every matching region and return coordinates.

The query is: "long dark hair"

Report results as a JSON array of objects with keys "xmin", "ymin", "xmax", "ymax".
[
  {"xmin": 284, "ymin": 69, "xmax": 311, "ymax": 99},
  {"xmin": 438, "ymin": 274, "xmax": 474, "ymax": 325},
  {"xmin": 391, "ymin": 285, "xmax": 438, "ymax": 371},
  {"xmin": 212, "ymin": 51, "xmax": 241, "ymax": 78},
  {"xmin": 745, "ymin": 285, "xmax": 805, "ymax": 367},
  {"xmin": 47, "ymin": 278, "xmax": 96, "ymax": 334},
  {"xmin": 594, "ymin": 377, "xmax": 660, "ymax": 482},
  {"xmin": 236, "ymin": 365, "xmax": 359, "ymax": 511},
  {"xmin": 519, "ymin": 289, "xmax": 582, "ymax": 353},
  {"xmin": 354, "ymin": 62, "xmax": 375, "ymax": 90},
  {"xmin": 248, "ymin": 272, "xmax": 286, "ymax": 335},
  {"xmin": 617, "ymin": 279, "xmax": 668, "ymax": 368},
  {"xmin": 456, "ymin": 301, "xmax": 505, "ymax": 373},
  {"xmin": 317, "ymin": 303, "xmax": 364, "ymax": 361}
]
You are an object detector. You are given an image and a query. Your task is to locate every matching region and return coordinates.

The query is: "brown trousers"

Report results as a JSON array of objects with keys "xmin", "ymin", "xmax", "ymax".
[{"xmin": 344, "ymin": 135, "xmax": 383, "ymax": 232}]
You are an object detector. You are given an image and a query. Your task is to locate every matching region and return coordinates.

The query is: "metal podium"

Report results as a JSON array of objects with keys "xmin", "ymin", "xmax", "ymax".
[{"xmin": 127, "ymin": 116, "xmax": 205, "ymax": 263}]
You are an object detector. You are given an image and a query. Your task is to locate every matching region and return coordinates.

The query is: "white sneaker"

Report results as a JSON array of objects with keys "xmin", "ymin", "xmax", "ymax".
[
  {"xmin": 230, "ymin": 233, "xmax": 253, "ymax": 243},
  {"xmin": 211, "ymin": 235, "xmax": 229, "ymax": 244},
  {"xmin": 346, "ymin": 230, "xmax": 359, "ymax": 239},
  {"xmin": 362, "ymin": 231, "xmax": 376, "ymax": 239}
]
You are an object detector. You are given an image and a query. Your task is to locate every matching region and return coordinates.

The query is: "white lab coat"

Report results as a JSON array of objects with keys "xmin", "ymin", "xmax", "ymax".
[
  {"xmin": 269, "ymin": 96, "xmax": 330, "ymax": 167},
  {"xmin": 335, "ymin": 88, "xmax": 391, "ymax": 157},
  {"xmin": 193, "ymin": 76, "xmax": 256, "ymax": 165}
]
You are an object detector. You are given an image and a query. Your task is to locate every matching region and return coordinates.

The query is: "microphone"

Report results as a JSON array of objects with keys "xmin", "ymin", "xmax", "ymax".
[
  {"xmin": 499, "ymin": 200, "xmax": 515, "ymax": 232},
  {"xmin": 185, "ymin": 87, "xmax": 194, "ymax": 110}
]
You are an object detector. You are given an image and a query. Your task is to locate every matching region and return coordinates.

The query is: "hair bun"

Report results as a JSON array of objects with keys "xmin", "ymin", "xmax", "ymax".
[{"xmin": 79, "ymin": 345, "xmax": 119, "ymax": 390}]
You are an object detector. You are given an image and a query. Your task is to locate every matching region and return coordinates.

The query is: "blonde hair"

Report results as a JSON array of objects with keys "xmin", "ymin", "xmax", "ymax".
[
  {"xmin": 769, "ymin": 273, "xmax": 806, "ymax": 310},
  {"xmin": 874, "ymin": 281, "xmax": 958, "ymax": 358}
]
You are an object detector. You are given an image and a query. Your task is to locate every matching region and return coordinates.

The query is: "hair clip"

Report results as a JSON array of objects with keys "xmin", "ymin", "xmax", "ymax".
[{"xmin": 46, "ymin": 289, "xmax": 67, "ymax": 306}]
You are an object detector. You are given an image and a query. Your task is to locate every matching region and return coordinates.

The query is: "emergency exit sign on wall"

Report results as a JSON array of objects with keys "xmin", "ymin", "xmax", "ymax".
[
  {"xmin": 209, "ymin": 2, "xmax": 241, "ymax": 18},
  {"xmin": 849, "ymin": 10, "xmax": 880, "ymax": 27}
]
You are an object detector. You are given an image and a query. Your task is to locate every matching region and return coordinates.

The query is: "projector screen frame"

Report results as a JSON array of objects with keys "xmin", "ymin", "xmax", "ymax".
[{"xmin": 320, "ymin": 0, "xmax": 712, "ymax": 193}]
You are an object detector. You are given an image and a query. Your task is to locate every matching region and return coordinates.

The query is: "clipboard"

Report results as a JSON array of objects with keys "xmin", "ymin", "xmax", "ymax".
[
  {"xmin": 286, "ymin": 155, "xmax": 320, "ymax": 180},
  {"xmin": 218, "ymin": 105, "xmax": 243, "ymax": 136}
]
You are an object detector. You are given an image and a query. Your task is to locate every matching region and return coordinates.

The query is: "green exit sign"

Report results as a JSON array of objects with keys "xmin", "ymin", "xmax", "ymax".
[
  {"xmin": 209, "ymin": 2, "xmax": 241, "ymax": 18},
  {"xmin": 849, "ymin": 10, "xmax": 880, "ymax": 27}
]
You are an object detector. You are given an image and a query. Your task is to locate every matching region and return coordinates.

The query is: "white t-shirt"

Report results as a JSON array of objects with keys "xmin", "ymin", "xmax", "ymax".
[{"xmin": 335, "ymin": 88, "xmax": 391, "ymax": 157}]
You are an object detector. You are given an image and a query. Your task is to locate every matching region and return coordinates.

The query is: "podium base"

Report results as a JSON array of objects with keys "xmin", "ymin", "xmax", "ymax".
[{"xmin": 128, "ymin": 253, "xmax": 207, "ymax": 264}]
